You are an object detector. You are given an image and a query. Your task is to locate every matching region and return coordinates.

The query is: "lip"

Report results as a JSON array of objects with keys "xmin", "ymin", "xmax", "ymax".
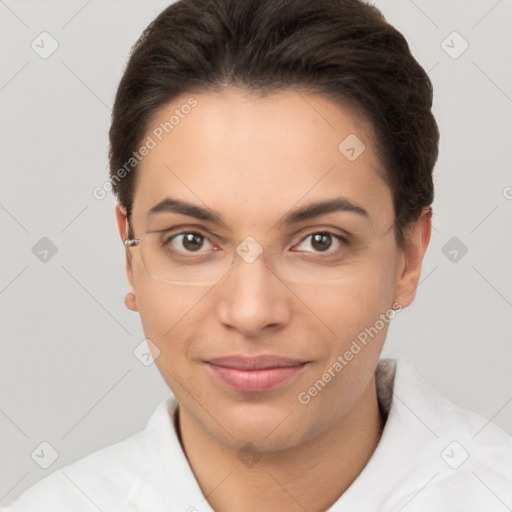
[{"xmin": 204, "ymin": 355, "xmax": 308, "ymax": 393}]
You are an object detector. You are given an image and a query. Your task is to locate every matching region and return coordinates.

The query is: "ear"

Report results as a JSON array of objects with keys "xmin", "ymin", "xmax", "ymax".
[
  {"xmin": 393, "ymin": 207, "xmax": 432, "ymax": 309},
  {"xmin": 115, "ymin": 204, "xmax": 138, "ymax": 312}
]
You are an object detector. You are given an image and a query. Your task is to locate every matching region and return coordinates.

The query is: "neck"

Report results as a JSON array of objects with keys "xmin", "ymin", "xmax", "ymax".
[{"xmin": 178, "ymin": 376, "xmax": 384, "ymax": 512}]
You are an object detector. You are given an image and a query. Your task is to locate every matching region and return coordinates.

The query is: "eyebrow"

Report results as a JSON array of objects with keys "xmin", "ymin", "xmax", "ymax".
[
  {"xmin": 148, "ymin": 197, "xmax": 368, "ymax": 225},
  {"xmin": 279, "ymin": 197, "xmax": 368, "ymax": 225}
]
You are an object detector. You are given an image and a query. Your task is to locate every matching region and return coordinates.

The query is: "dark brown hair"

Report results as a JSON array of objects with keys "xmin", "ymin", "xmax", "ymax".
[{"xmin": 109, "ymin": 0, "xmax": 439, "ymax": 245}]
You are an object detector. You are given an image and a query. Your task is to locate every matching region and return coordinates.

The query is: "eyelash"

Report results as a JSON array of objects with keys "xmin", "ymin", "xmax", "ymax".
[{"xmin": 158, "ymin": 228, "xmax": 350, "ymax": 256}]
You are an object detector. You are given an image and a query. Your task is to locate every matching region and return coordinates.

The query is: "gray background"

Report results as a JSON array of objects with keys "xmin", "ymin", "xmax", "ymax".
[{"xmin": 1, "ymin": 0, "xmax": 511, "ymax": 503}]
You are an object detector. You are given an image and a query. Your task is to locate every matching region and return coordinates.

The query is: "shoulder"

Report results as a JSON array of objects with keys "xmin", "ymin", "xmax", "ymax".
[
  {"xmin": 386, "ymin": 358, "xmax": 512, "ymax": 510},
  {"xmin": 1, "ymin": 430, "xmax": 145, "ymax": 512},
  {"xmin": 1, "ymin": 396, "xmax": 181, "ymax": 512},
  {"xmin": 0, "ymin": 418, "xmax": 154, "ymax": 512}
]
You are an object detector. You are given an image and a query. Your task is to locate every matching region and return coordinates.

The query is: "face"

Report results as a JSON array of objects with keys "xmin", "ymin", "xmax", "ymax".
[{"xmin": 116, "ymin": 88, "xmax": 428, "ymax": 452}]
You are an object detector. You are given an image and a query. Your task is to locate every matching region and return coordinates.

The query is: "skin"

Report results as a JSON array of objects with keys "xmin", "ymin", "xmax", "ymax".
[{"xmin": 115, "ymin": 88, "xmax": 431, "ymax": 512}]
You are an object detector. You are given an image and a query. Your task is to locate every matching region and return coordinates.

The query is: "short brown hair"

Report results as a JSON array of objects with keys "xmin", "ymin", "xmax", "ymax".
[{"xmin": 109, "ymin": 0, "xmax": 439, "ymax": 245}]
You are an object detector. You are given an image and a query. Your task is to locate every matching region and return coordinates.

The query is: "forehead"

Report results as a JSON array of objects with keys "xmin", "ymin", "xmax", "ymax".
[{"xmin": 133, "ymin": 88, "xmax": 393, "ymax": 228}]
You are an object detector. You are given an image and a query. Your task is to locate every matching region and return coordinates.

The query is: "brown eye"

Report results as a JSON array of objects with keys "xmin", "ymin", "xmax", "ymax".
[
  {"xmin": 310, "ymin": 233, "xmax": 333, "ymax": 252},
  {"xmin": 293, "ymin": 231, "xmax": 348, "ymax": 255},
  {"xmin": 181, "ymin": 233, "xmax": 205, "ymax": 251},
  {"xmin": 163, "ymin": 232, "xmax": 213, "ymax": 253}
]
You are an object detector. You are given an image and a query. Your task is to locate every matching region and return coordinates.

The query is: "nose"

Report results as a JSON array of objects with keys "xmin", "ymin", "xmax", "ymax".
[{"xmin": 215, "ymin": 253, "xmax": 292, "ymax": 338}]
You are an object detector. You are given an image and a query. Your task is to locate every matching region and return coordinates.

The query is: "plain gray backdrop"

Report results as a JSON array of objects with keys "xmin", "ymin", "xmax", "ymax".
[{"xmin": 1, "ymin": 0, "xmax": 511, "ymax": 504}]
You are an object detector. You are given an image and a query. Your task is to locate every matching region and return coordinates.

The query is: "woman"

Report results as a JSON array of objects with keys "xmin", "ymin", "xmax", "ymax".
[{"xmin": 4, "ymin": 0, "xmax": 511, "ymax": 510}]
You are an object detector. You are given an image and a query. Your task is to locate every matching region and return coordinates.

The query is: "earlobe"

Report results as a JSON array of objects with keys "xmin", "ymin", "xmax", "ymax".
[
  {"xmin": 393, "ymin": 207, "xmax": 432, "ymax": 309},
  {"xmin": 124, "ymin": 292, "xmax": 138, "ymax": 312}
]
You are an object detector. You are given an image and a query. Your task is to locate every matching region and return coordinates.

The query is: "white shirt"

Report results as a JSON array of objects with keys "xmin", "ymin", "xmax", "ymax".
[{"xmin": 2, "ymin": 358, "xmax": 511, "ymax": 512}]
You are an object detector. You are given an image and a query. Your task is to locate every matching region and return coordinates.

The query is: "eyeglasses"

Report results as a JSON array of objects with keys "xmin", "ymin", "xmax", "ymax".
[{"xmin": 124, "ymin": 220, "xmax": 395, "ymax": 286}]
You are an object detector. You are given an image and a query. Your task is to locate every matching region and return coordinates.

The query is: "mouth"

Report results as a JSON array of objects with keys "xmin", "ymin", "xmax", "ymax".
[{"xmin": 203, "ymin": 355, "xmax": 309, "ymax": 393}]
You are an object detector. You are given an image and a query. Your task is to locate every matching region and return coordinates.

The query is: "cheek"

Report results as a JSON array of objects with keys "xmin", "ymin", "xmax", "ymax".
[
  {"xmin": 134, "ymin": 278, "xmax": 213, "ymax": 396},
  {"xmin": 293, "ymin": 255, "xmax": 399, "ymax": 432},
  {"xmin": 132, "ymin": 261, "xmax": 210, "ymax": 355},
  {"xmin": 294, "ymin": 248, "xmax": 399, "ymax": 346}
]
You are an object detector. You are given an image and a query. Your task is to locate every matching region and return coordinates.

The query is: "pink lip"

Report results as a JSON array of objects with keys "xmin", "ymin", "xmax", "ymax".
[{"xmin": 204, "ymin": 355, "xmax": 308, "ymax": 393}]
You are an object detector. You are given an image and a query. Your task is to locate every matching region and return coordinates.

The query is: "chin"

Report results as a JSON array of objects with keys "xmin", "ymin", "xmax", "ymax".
[{"xmin": 202, "ymin": 399, "xmax": 310, "ymax": 451}]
